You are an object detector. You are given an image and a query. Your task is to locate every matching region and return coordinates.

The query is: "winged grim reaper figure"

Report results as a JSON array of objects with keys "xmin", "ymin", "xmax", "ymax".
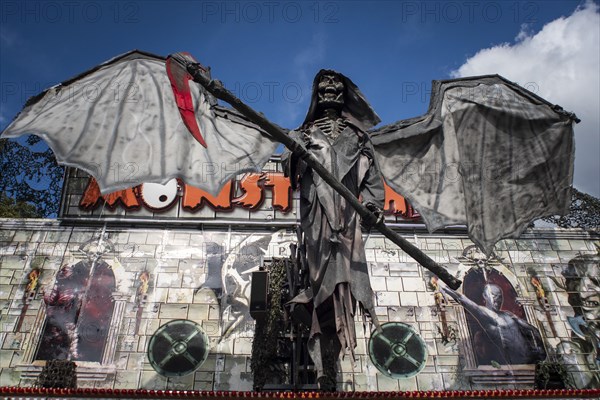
[
  {"xmin": 1, "ymin": 50, "xmax": 578, "ymax": 389},
  {"xmin": 281, "ymin": 70, "xmax": 386, "ymax": 387}
]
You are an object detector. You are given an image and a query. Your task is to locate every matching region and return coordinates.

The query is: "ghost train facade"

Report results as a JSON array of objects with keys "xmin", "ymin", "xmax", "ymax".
[{"xmin": 0, "ymin": 158, "xmax": 598, "ymax": 393}]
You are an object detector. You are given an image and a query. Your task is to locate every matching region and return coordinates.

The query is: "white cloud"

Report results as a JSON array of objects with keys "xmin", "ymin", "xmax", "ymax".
[
  {"xmin": 452, "ymin": 1, "xmax": 600, "ymax": 197},
  {"xmin": 0, "ymin": 27, "xmax": 19, "ymax": 48},
  {"xmin": 276, "ymin": 32, "xmax": 327, "ymax": 128},
  {"xmin": 292, "ymin": 32, "xmax": 326, "ymax": 83}
]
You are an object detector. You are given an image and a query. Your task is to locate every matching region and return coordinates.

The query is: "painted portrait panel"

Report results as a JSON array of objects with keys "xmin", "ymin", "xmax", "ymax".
[
  {"xmin": 35, "ymin": 260, "xmax": 115, "ymax": 362},
  {"xmin": 462, "ymin": 268, "xmax": 546, "ymax": 366}
]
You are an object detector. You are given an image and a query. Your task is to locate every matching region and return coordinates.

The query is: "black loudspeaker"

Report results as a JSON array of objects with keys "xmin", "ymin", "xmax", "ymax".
[{"xmin": 250, "ymin": 271, "xmax": 269, "ymax": 320}]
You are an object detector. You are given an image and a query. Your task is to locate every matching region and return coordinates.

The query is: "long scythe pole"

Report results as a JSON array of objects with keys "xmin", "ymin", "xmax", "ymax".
[{"xmin": 183, "ymin": 60, "xmax": 462, "ymax": 290}]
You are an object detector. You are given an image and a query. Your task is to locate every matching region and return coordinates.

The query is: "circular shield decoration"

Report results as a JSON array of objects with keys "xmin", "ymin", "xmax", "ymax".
[
  {"xmin": 369, "ymin": 322, "xmax": 428, "ymax": 379},
  {"xmin": 147, "ymin": 319, "xmax": 209, "ymax": 377}
]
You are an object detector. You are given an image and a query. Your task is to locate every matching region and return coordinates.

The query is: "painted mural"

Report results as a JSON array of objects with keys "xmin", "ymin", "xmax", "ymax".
[
  {"xmin": 14, "ymin": 267, "xmax": 40, "ymax": 333},
  {"xmin": 456, "ymin": 268, "xmax": 546, "ymax": 366},
  {"xmin": 0, "ymin": 221, "xmax": 598, "ymax": 391},
  {"xmin": 552, "ymin": 252, "xmax": 600, "ymax": 388},
  {"xmin": 34, "ymin": 239, "xmax": 116, "ymax": 362}
]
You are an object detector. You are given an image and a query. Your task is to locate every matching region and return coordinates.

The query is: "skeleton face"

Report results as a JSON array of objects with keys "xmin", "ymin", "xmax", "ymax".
[
  {"xmin": 483, "ymin": 284, "xmax": 503, "ymax": 311},
  {"xmin": 317, "ymin": 73, "xmax": 344, "ymax": 110}
]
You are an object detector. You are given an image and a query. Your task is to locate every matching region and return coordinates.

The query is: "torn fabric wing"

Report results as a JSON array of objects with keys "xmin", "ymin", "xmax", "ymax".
[
  {"xmin": 1, "ymin": 50, "xmax": 278, "ymax": 195},
  {"xmin": 370, "ymin": 75, "xmax": 576, "ymax": 254}
]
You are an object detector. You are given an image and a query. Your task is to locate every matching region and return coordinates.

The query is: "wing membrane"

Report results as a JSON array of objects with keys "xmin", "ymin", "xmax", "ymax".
[
  {"xmin": 1, "ymin": 50, "xmax": 277, "ymax": 195},
  {"xmin": 371, "ymin": 75, "xmax": 576, "ymax": 253}
]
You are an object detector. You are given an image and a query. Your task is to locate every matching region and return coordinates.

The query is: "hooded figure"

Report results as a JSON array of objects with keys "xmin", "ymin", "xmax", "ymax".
[
  {"xmin": 283, "ymin": 70, "xmax": 385, "ymax": 390},
  {"xmin": 301, "ymin": 69, "xmax": 381, "ymax": 131}
]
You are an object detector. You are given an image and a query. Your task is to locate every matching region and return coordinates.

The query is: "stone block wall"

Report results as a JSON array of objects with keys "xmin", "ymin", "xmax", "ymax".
[{"xmin": 0, "ymin": 219, "xmax": 598, "ymax": 391}]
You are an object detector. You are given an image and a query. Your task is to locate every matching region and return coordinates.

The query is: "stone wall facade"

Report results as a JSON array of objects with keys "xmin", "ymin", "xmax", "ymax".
[{"xmin": 0, "ymin": 219, "xmax": 598, "ymax": 391}]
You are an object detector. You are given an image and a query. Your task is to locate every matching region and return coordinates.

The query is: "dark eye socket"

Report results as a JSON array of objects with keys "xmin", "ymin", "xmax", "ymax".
[{"xmin": 321, "ymin": 74, "xmax": 339, "ymax": 83}]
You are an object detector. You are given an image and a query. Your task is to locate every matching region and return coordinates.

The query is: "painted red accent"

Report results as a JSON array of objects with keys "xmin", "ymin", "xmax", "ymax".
[
  {"xmin": 233, "ymin": 173, "xmax": 264, "ymax": 209},
  {"xmin": 383, "ymin": 181, "xmax": 419, "ymax": 218},
  {"xmin": 80, "ymin": 177, "xmax": 140, "ymax": 210},
  {"xmin": 182, "ymin": 181, "xmax": 234, "ymax": 211},
  {"xmin": 265, "ymin": 172, "xmax": 293, "ymax": 212},
  {"xmin": 7, "ymin": 387, "xmax": 600, "ymax": 400},
  {"xmin": 78, "ymin": 173, "xmax": 419, "ymax": 220},
  {"xmin": 166, "ymin": 53, "xmax": 207, "ymax": 148},
  {"xmin": 0, "ymin": 386, "xmax": 600, "ymax": 400}
]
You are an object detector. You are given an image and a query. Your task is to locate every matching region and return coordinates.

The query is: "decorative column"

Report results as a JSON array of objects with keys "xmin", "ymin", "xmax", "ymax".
[
  {"xmin": 517, "ymin": 297, "xmax": 538, "ymax": 328},
  {"xmin": 450, "ymin": 300, "xmax": 477, "ymax": 370},
  {"xmin": 101, "ymin": 292, "xmax": 128, "ymax": 365},
  {"xmin": 21, "ymin": 304, "xmax": 47, "ymax": 364}
]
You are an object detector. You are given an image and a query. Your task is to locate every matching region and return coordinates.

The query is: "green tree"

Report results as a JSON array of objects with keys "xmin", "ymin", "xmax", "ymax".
[
  {"xmin": 0, "ymin": 136, "xmax": 64, "ymax": 218},
  {"xmin": 0, "ymin": 193, "xmax": 41, "ymax": 218}
]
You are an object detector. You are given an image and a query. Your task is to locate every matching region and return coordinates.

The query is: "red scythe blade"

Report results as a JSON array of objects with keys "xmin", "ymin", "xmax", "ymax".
[{"xmin": 166, "ymin": 52, "xmax": 207, "ymax": 148}]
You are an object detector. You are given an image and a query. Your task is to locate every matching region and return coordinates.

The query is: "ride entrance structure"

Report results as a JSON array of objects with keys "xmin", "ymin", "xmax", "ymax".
[{"xmin": 0, "ymin": 50, "xmax": 598, "ymax": 398}]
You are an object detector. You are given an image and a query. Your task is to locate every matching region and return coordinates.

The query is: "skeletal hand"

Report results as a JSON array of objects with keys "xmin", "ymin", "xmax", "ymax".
[{"xmin": 362, "ymin": 202, "xmax": 384, "ymax": 229}]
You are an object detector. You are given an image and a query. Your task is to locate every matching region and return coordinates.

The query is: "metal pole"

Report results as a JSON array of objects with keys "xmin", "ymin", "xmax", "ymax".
[{"xmin": 182, "ymin": 59, "xmax": 461, "ymax": 290}]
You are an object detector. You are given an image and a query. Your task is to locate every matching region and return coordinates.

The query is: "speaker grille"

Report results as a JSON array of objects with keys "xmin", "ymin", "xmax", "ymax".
[{"xmin": 250, "ymin": 271, "xmax": 269, "ymax": 319}]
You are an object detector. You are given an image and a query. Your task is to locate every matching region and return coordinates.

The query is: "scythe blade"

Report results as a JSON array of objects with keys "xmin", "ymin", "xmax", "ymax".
[{"xmin": 166, "ymin": 52, "xmax": 208, "ymax": 147}]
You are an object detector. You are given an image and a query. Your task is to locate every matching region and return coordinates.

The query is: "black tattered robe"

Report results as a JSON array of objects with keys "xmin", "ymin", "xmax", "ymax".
[{"xmin": 284, "ymin": 120, "xmax": 384, "ymax": 357}]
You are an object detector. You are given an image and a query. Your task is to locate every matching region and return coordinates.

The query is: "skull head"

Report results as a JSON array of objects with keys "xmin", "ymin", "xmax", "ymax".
[
  {"xmin": 482, "ymin": 284, "xmax": 503, "ymax": 311},
  {"xmin": 317, "ymin": 73, "xmax": 344, "ymax": 111}
]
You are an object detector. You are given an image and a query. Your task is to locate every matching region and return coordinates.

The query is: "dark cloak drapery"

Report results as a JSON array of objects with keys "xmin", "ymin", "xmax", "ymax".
[
  {"xmin": 284, "ymin": 122, "xmax": 385, "ymax": 358},
  {"xmin": 283, "ymin": 70, "xmax": 385, "ymax": 362}
]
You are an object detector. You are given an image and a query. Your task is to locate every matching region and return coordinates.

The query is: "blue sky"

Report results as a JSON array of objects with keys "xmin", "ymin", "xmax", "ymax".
[{"xmin": 1, "ymin": 0, "xmax": 598, "ymax": 196}]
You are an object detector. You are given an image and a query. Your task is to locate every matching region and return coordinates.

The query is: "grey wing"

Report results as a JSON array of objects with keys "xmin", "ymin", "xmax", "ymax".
[
  {"xmin": 370, "ymin": 75, "xmax": 576, "ymax": 254},
  {"xmin": 1, "ymin": 50, "xmax": 278, "ymax": 196}
]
